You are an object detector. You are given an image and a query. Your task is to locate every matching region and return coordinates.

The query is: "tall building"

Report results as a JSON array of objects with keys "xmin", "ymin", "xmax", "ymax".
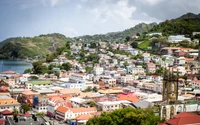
[
  {"xmin": 160, "ymin": 67, "xmax": 179, "ymax": 120},
  {"xmin": 162, "ymin": 67, "xmax": 178, "ymax": 104}
]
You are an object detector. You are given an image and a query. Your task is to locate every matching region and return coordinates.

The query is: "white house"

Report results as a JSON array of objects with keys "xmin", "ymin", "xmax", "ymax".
[
  {"xmin": 168, "ymin": 35, "xmax": 191, "ymax": 43},
  {"xmin": 191, "ymin": 79, "xmax": 200, "ymax": 89},
  {"xmin": 119, "ymin": 75, "xmax": 134, "ymax": 84},
  {"xmin": 69, "ymin": 97, "xmax": 88, "ymax": 108},
  {"xmin": 70, "ymin": 73, "xmax": 87, "ymax": 82},
  {"xmin": 97, "ymin": 100, "xmax": 131, "ymax": 111},
  {"xmin": 132, "ymin": 66, "xmax": 145, "ymax": 75},
  {"xmin": 94, "ymin": 66, "xmax": 104, "ymax": 75},
  {"xmin": 65, "ymin": 81, "xmax": 85, "ymax": 91},
  {"xmin": 55, "ymin": 106, "xmax": 97, "ymax": 120}
]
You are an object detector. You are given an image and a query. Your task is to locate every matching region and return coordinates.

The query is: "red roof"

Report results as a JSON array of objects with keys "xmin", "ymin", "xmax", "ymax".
[
  {"xmin": 160, "ymin": 112, "xmax": 200, "ymax": 125},
  {"xmin": 117, "ymin": 92, "xmax": 139, "ymax": 102},
  {"xmin": 0, "ymin": 119, "xmax": 5, "ymax": 124},
  {"xmin": 23, "ymin": 112, "xmax": 31, "ymax": 117},
  {"xmin": 1, "ymin": 110, "xmax": 12, "ymax": 115},
  {"xmin": 56, "ymin": 106, "xmax": 69, "ymax": 113},
  {"xmin": 1, "ymin": 70, "xmax": 16, "ymax": 74}
]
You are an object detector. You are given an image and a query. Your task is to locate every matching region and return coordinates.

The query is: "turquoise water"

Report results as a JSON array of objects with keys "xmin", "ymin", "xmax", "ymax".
[{"xmin": 0, "ymin": 60, "xmax": 32, "ymax": 74}]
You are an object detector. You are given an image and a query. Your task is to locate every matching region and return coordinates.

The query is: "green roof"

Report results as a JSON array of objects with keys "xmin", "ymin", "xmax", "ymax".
[{"xmin": 29, "ymin": 80, "xmax": 52, "ymax": 85}]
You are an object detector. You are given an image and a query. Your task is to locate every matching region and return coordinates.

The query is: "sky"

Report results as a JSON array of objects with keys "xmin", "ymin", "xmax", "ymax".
[{"xmin": 0, "ymin": 0, "xmax": 200, "ymax": 41}]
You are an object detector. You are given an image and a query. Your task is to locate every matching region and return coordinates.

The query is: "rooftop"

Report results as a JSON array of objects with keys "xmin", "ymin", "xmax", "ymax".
[
  {"xmin": 69, "ymin": 97, "xmax": 87, "ymax": 103},
  {"xmin": 97, "ymin": 100, "xmax": 131, "ymax": 105},
  {"xmin": 7, "ymin": 116, "xmax": 47, "ymax": 125}
]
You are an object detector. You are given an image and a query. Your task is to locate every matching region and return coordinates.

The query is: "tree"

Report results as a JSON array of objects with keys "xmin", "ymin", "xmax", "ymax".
[
  {"xmin": 20, "ymin": 104, "xmax": 31, "ymax": 114},
  {"xmin": 155, "ymin": 67, "xmax": 164, "ymax": 76},
  {"xmin": 24, "ymin": 68, "xmax": 32, "ymax": 74},
  {"xmin": 131, "ymin": 42, "xmax": 138, "ymax": 48},
  {"xmin": 93, "ymin": 86, "xmax": 98, "ymax": 92},
  {"xmin": 86, "ymin": 67, "xmax": 93, "ymax": 74},
  {"xmin": 85, "ymin": 86, "xmax": 92, "ymax": 92},
  {"xmin": 36, "ymin": 112, "xmax": 45, "ymax": 117},
  {"xmin": 86, "ymin": 107, "xmax": 162, "ymax": 125},
  {"xmin": 123, "ymin": 61, "xmax": 129, "ymax": 68},
  {"xmin": 30, "ymin": 76, "xmax": 39, "ymax": 80},
  {"xmin": 136, "ymin": 32, "xmax": 140, "ymax": 36},
  {"xmin": 125, "ymin": 36, "xmax": 131, "ymax": 42},
  {"xmin": 66, "ymin": 41, "xmax": 71, "ymax": 49},
  {"xmin": 90, "ymin": 42, "xmax": 97, "ymax": 48},
  {"xmin": 32, "ymin": 61, "xmax": 47, "ymax": 74},
  {"xmin": 13, "ymin": 108, "xmax": 19, "ymax": 116},
  {"xmin": 89, "ymin": 101, "xmax": 96, "ymax": 107},
  {"xmin": 62, "ymin": 62, "xmax": 72, "ymax": 71}
]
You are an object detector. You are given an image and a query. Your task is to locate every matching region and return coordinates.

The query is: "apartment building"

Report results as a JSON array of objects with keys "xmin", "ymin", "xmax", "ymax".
[
  {"xmin": 0, "ymin": 95, "xmax": 20, "ymax": 112},
  {"xmin": 96, "ymin": 100, "xmax": 130, "ymax": 111},
  {"xmin": 55, "ymin": 106, "xmax": 97, "ymax": 120}
]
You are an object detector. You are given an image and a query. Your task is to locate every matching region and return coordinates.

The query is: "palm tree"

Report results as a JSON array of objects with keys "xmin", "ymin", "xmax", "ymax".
[{"xmin": 13, "ymin": 108, "xmax": 19, "ymax": 116}]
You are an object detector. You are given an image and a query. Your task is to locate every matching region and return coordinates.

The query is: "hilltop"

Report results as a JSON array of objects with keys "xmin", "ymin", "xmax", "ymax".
[
  {"xmin": 150, "ymin": 12, "xmax": 200, "ymax": 36},
  {"xmin": 75, "ymin": 23, "xmax": 157, "ymax": 42},
  {"xmin": 0, "ymin": 33, "xmax": 72, "ymax": 59}
]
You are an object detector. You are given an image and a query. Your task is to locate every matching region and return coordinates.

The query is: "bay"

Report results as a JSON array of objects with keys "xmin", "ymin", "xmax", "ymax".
[{"xmin": 0, "ymin": 60, "xmax": 33, "ymax": 74}]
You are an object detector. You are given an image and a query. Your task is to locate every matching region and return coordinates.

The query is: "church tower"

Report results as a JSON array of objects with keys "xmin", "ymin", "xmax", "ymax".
[{"xmin": 162, "ymin": 67, "xmax": 178, "ymax": 104}]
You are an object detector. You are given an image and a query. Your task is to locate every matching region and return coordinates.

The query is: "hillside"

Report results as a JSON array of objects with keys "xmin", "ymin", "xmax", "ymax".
[
  {"xmin": 0, "ymin": 33, "xmax": 72, "ymax": 59},
  {"xmin": 150, "ymin": 12, "xmax": 200, "ymax": 36},
  {"xmin": 75, "ymin": 23, "xmax": 157, "ymax": 42}
]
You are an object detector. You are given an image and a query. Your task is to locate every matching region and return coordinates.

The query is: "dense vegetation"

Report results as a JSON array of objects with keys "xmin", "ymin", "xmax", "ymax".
[
  {"xmin": 150, "ymin": 13, "xmax": 200, "ymax": 36},
  {"xmin": 0, "ymin": 33, "xmax": 73, "ymax": 59},
  {"xmin": 75, "ymin": 23, "xmax": 157, "ymax": 42},
  {"xmin": 87, "ymin": 107, "xmax": 162, "ymax": 125}
]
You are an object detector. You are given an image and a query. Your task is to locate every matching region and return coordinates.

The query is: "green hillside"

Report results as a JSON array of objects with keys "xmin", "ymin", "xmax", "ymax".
[
  {"xmin": 150, "ymin": 12, "xmax": 200, "ymax": 36},
  {"xmin": 0, "ymin": 33, "xmax": 72, "ymax": 59},
  {"xmin": 75, "ymin": 23, "xmax": 157, "ymax": 42}
]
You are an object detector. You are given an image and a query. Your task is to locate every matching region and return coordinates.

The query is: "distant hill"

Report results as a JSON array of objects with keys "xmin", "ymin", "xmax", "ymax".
[
  {"xmin": 150, "ymin": 12, "xmax": 200, "ymax": 36},
  {"xmin": 75, "ymin": 23, "xmax": 157, "ymax": 42},
  {"xmin": 0, "ymin": 33, "xmax": 72, "ymax": 59}
]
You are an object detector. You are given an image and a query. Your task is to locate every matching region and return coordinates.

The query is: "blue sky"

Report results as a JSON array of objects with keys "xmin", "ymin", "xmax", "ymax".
[{"xmin": 0, "ymin": 0, "xmax": 200, "ymax": 41}]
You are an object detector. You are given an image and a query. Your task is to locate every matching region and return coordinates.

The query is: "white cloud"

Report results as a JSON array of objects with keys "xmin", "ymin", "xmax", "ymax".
[
  {"xmin": 89, "ymin": 0, "xmax": 136, "ymax": 27},
  {"xmin": 40, "ymin": 0, "xmax": 64, "ymax": 7},
  {"xmin": 76, "ymin": 4, "xmax": 82, "ymax": 10},
  {"xmin": 142, "ymin": 0, "xmax": 164, "ymax": 6}
]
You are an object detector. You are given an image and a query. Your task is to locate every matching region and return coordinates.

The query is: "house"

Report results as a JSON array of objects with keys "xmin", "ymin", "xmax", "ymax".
[
  {"xmin": 132, "ymin": 66, "xmax": 145, "ymax": 75},
  {"xmin": 32, "ymin": 96, "xmax": 48, "ymax": 113},
  {"xmin": 174, "ymin": 57, "xmax": 185, "ymax": 66},
  {"xmin": 47, "ymin": 96, "xmax": 72, "ymax": 117},
  {"xmin": 55, "ymin": 106, "xmax": 97, "ymax": 120},
  {"xmin": 57, "ymin": 88, "xmax": 82, "ymax": 96},
  {"xmin": 191, "ymin": 79, "xmax": 200, "ymax": 89},
  {"xmin": 65, "ymin": 81, "xmax": 85, "ymax": 91},
  {"xmin": 96, "ymin": 100, "xmax": 131, "ymax": 111},
  {"xmin": 93, "ymin": 66, "xmax": 104, "ymax": 75},
  {"xmin": 21, "ymin": 90, "xmax": 40, "ymax": 105},
  {"xmin": 146, "ymin": 62, "xmax": 156, "ymax": 73},
  {"xmin": 70, "ymin": 73, "xmax": 87, "ymax": 82},
  {"xmin": 161, "ymin": 47, "xmax": 181, "ymax": 55},
  {"xmin": 118, "ymin": 75, "xmax": 134, "ymax": 84},
  {"xmin": 168, "ymin": 35, "xmax": 191, "ymax": 43},
  {"xmin": 0, "ymin": 95, "xmax": 20, "ymax": 112},
  {"xmin": 69, "ymin": 97, "xmax": 88, "ymax": 108},
  {"xmin": 101, "ymin": 76, "xmax": 116, "ymax": 87},
  {"xmin": 26, "ymin": 80, "xmax": 52, "ymax": 90},
  {"xmin": 117, "ymin": 93, "xmax": 139, "ymax": 103}
]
